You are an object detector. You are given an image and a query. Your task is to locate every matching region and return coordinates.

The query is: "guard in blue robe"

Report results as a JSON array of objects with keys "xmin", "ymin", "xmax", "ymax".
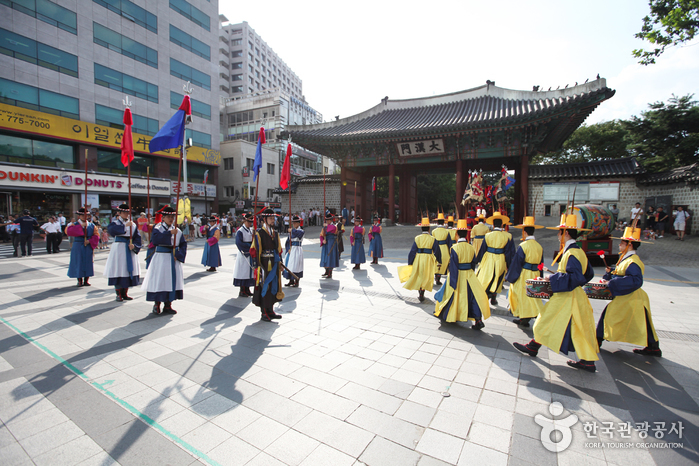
[
  {"xmin": 350, "ymin": 217, "xmax": 366, "ymax": 269},
  {"xmin": 368, "ymin": 216, "xmax": 383, "ymax": 264},
  {"xmin": 66, "ymin": 208, "xmax": 98, "ymax": 286},
  {"xmin": 201, "ymin": 215, "xmax": 222, "ymax": 272},
  {"xmin": 320, "ymin": 213, "xmax": 339, "ymax": 278},
  {"xmin": 104, "ymin": 204, "xmax": 142, "ymax": 301}
]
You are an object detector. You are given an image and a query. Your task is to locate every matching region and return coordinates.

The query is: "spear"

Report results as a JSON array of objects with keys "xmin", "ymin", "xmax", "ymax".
[{"xmin": 83, "ymin": 149, "xmax": 88, "ymax": 246}]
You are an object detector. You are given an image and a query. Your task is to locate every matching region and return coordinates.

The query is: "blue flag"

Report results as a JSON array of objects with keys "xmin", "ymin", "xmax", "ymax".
[
  {"xmin": 505, "ymin": 176, "xmax": 516, "ymax": 191},
  {"xmin": 149, "ymin": 96, "xmax": 191, "ymax": 153},
  {"xmin": 252, "ymin": 127, "xmax": 265, "ymax": 181}
]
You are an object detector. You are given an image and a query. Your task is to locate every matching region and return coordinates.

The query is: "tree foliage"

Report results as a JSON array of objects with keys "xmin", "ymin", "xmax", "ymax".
[
  {"xmin": 532, "ymin": 120, "xmax": 631, "ymax": 164},
  {"xmin": 633, "ymin": 0, "xmax": 699, "ymax": 65},
  {"xmin": 533, "ymin": 94, "xmax": 699, "ymax": 173},
  {"xmin": 417, "ymin": 174, "xmax": 456, "ymax": 214},
  {"xmin": 624, "ymin": 94, "xmax": 699, "ymax": 171}
]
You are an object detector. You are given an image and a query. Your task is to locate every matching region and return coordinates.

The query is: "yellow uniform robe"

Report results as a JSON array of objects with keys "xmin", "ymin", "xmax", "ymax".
[
  {"xmin": 432, "ymin": 227, "xmax": 451, "ymax": 275},
  {"xmin": 533, "ymin": 247, "xmax": 599, "ymax": 361},
  {"xmin": 476, "ymin": 230, "xmax": 514, "ymax": 294},
  {"xmin": 435, "ymin": 241, "xmax": 490, "ymax": 322},
  {"xmin": 399, "ymin": 233, "xmax": 440, "ymax": 292},
  {"xmin": 471, "ymin": 223, "xmax": 490, "ymax": 257},
  {"xmin": 506, "ymin": 239, "xmax": 545, "ymax": 319}
]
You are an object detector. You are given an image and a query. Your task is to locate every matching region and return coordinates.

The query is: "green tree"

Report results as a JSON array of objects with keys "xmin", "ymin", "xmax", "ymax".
[
  {"xmin": 531, "ymin": 120, "xmax": 631, "ymax": 164},
  {"xmin": 417, "ymin": 174, "xmax": 456, "ymax": 214},
  {"xmin": 633, "ymin": 0, "xmax": 699, "ymax": 65},
  {"xmin": 624, "ymin": 94, "xmax": 699, "ymax": 171}
]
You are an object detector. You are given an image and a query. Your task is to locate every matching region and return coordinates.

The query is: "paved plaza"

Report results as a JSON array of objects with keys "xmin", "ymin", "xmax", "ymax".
[{"xmin": 0, "ymin": 225, "xmax": 698, "ymax": 466}]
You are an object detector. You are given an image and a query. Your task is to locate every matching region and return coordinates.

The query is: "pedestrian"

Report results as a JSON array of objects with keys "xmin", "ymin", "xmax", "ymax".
[
  {"xmin": 645, "ymin": 206, "xmax": 656, "ymax": 234},
  {"xmin": 141, "ymin": 205, "xmax": 187, "ymax": 315},
  {"xmin": 399, "ymin": 217, "xmax": 442, "ymax": 302},
  {"xmin": 283, "ymin": 215, "xmax": 304, "ymax": 287},
  {"xmin": 655, "ymin": 207, "xmax": 669, "ymax": 238},
  {"xmin": 220, "ymin": 215, "xmax": 228, "ymax": 239},
  {"xmin": 513, "ymin": 213, "xmax": 598, "ymax": 372},
  {"xmin": 434, "ymin": 219, "xmax": 489, "ymax": 329},
  {"xmin": 597, "ymin": 226, "xmax": 661, "ymax": 356},
  {"xmin": 251, "ymin": 208, "xmax": 284, "ymax": 321},
  {"xmin": 470, "ymin": 213, "xmax": 489, "ymax": 258},
  {"xmin": 138, "ymin": 212, "xmax": 150, "ymax": 244},
  {"xmin": 182, "ymin": 216, "xmax": 191, "ymax": 242},
  {"xmin": 368, "ymin": 215, "xmax": 383, "ymax": 264},
  {"xmin": 432, "ymin": 212, "xmax": 452, "ymax": 285},
  {"xmin": 320, "ymin": 213, "xmax": 339, "ymax": 278},
  {"xmin": 66, "ymin": 208, "xmax": 99, "ymax": 286},
  {"xmin": 631, "ymin": 202, "xmax": 643, "ymax": 222},
  {"xmin": 1, "ymin": 215, "xmax": 20, "ymax": 256},
  {"xmin": 673, "ymin": 206, "xmax": 690, "ymax": 241},
  {"xmin": 104, "ymin": 204, "xmax": 141, "ymax": 302},
  {"xmin": 202, "ymin": 214, "xmax": 222, "ymax": 272},
  {"xmin": 283, "ymin": 213, "xmax": 290, "ymax": 233},
  {"xmin": 233, "ymin": 212, "xmax": 256, "ymax": 297},
  {"xmin": 192, "ymin": 214, "xmax": 202, "ymax": 238},
  {"xmin": 475, "ymin": 211, "xmax": 515, "ymax": 306},
  {"xmin": 506, "ymin": 216, "xmax": 545, "ymax": 328},
  {"xmin": 15, "ymin": 209, "xmax": 39, "ymax": 257},
  {"xmin": 342, "ymin": 206, "xmax": 349, "ymax": 225},
  {"xmin": 39, "ymin": 216, "xmax": 61, "ymax": 254},
  {"xmin": 350, "ymin": 216, "xmax": 366, "ymax": 270}
]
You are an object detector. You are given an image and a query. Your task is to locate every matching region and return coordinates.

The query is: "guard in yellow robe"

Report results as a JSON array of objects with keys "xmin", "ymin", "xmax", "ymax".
[
  {"xmin": 435, "ymin": 220, "xmax": 490, "ymax": 330},
  {"xmin": 506, "ymin": 216, "xmax": 545, "ymax": 327},
  {"xmin": 399, "ymin": 217, "xmax": 442, "ymax": 302},
  {"xmin": 432, "ymin": 213, "xmax": 452, "ymax": 285},
  {"xmin": 597, "ymin": 227, "xmax": 661, "ymax": 356},
  {"xmin": 513, "ymin": 215, "xmax": 599, "ymax": 372},
  {"xmin": 471, "ymin": 215, "xmax": 490, "ymax": 258},
  {"xmin": 447, "ymin": 215, "xmax": 457, "ymax": 243},
  {"xmin": 475, "ymin": 212, "xmax": 515, "ymax": 305}
]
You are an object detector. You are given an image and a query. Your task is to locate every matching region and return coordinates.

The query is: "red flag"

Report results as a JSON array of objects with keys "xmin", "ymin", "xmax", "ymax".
[
  {"xmin": 372, "ymin": 176, "xmax": 376, "ymax": 192},
  {"xmin": 121, "ymin": 108, "xmax": 134, "ymax": 167},
  {"xmin": 280, "ymin": 143, "xmax": 291, "ymax": 189}
]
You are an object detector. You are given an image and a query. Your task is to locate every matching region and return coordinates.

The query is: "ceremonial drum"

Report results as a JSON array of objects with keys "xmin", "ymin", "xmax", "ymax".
[
  {"xmin": 583, "ymin": 282, "xmax": 613, "ymax": 300},
  {"xmin": 572, "ymin": 204, "xmax": 615, "ymax": 240},
  {"xmin": 525, "ymin": 279, "xmax": 553, "ymax": 299}
]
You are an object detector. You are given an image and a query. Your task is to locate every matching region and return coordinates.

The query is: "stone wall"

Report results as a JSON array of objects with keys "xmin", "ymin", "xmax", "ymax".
[
  {"xmin": 528, "ymin": 178, "xmax": 698, "ymax": 234},
  {"xmin": 278, "ymin": 182, "xmax": 342, "ymax": 215}
]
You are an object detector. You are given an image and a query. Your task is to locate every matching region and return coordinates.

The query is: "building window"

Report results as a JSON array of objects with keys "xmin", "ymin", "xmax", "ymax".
[
  {"xmin": 267, "ymin": 163, "xmax": 274, "ymax": 175},
  {"xmin": 219, "ymin": 85, "xmax": 229, "ymax": 93},
  {"xmin": 248, "ymin": 52, "xmax": 253, "ymax": 61},
  {"xmin": 246, "ymin": 158, "xmax": 254, "ymax": 169},
  {"xmin": 97, "ymin": 149, "xmax": 153, "ymax": 176},
  {"xmin": 231, "ymin": 50, "xmax": 242, "ymax": 58},
  {"xmin": 95, "ymin": 104, "xmax": 159, "ymax": 136},
  {"xmin": 225, "ymin": 186, "xmax": 235, "ymax": 197},
  {"xmin": 267, "ymin": 189, "xmax": 272, "ymax": 199},
  {"xmin": 6, "ymin": 0, "xmax": 77, "ymax": 35},
  {"xmin": 232, "ymin": 86, "xmax": 243, "ymax": 93},
  {"xmin": 0, "ymin": 77, "xmax": 79, "ymax": 119},
  {"xmin": 185, "ymin": 129, "xmax": 211, "ymax": 149},
  {"xmin": 232, "ymin": 74, "xmax": 242, "ymax": 81},
  {"xmin": 544, "ymin": 204, "xmax": 552, "ymax": 217},
  {"xmin": 95, "ymin": 64, "xmax": 158, "ymax": 103},
  {"xmin": 0, "ymin": 28, "xmax": 78, "ymax": 77},
  {"xmin": 93, "ymin": 0, "xmax": 157, "ymax": 33},
  {"xmin": 224, "ymin": 158, "xmax": 234, "ymax": 170},
  {"xmin": 248, "ymin": 64, "xmax": 254, "ymax": 73},
  {"xmin": 93, "ymin": 23, "xmax": 158, "ymax": 68},
  {"xmin": 559, "ymin": 204, "xmax": 567, "ymax": 215},
  {"xmin": 170, "ymin": 92, "xmax": 211, "ymax": 120},
  {"xmin": 0, "ymin": 133, "xmax": 75, "ymax": 168},
  {"xmin": 170, "ymin": 58, "xmax": 210, "ymax": 91},
  {"xmin": 231, "ymin": 62, "xmax": 242, "ymax": 69},
  {"xmin": 169, "ymin": 0, "xmax": 210, "ymax": 31},
  {"xmin": 231, "ymin": 39, "xmax": 242, "ymax": 46},
  {"xmin": 169, "ymin": 25, "xmax": 211, "ymax": 61}
]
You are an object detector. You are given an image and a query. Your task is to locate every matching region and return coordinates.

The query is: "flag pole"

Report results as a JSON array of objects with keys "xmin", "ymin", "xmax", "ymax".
[
  {"xmin": 146, "ymin": 166, "xmax": 150, "ymax": 227},
  {"xmin": 323, "ymin": 156, "xmax": 326, "ymax": 214},
  {"xmin": 84, "ymin": 148, "xmax": 88, "ymax": 246}
]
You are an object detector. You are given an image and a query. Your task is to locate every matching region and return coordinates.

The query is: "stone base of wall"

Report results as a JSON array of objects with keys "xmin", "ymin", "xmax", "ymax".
[{"xmin": 279, "ymin": 183, "xmax": 341, "ymax": 215}]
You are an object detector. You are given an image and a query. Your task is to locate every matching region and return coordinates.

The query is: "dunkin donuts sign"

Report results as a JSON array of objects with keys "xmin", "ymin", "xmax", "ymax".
[{"xmin": 0, "ymin": 164, "xmax": 170, "ymax": 195}]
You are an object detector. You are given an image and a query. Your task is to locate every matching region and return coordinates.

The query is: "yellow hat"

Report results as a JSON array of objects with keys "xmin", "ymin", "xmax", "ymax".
[
  {"xmin": 417, "ymin": 217, "xmax": 430, "ymax": 227},
  {"xmin": 447, "ymin": 215, "xmax": 454, "ymax": 223},
  {"xmin": 546, "ymin": 214, "xmax": 592, "ymax": 231},
  {"xmin": 456, "ymin": 219, "xmax": 469, "ymax": 230},
  {"xmin": 612, "ymin": 226, "xmax": 653, "ymax": 243},
  {"xmin": 437, "ymin": 212, "xmax": 445, "ymax": 220},
  {"xmin": 512, "ymin": 216, "xmax": 544, "ymax": 229},
  {"xmin": 486, "ymin": 211, "xmax": 510, "ymax": 225}
]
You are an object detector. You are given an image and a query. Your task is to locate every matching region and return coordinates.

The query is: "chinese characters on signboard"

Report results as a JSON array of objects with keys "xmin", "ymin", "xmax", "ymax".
[{"xmin": 396, "ymin": 139, "xmax": 445, "ymax": 156}]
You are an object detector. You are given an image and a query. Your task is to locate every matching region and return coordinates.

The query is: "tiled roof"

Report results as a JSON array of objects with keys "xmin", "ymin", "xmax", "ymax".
[
  {"xmin": 285, "ymin": 80, "xmax": 615, "ymax": 144},
  {"xmin": 639, "ymin": 163, "xmax": 699, "ymax": 185},
  {"xmin": 529, "ymin": 157, "xmax": 643, "ymax": 179},
  {"xmin": 272, "ymin": 174, "xmax": 341, "ymax": 194}
]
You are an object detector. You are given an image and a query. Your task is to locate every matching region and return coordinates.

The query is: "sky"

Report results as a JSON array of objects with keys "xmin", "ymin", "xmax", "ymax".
[{"xmin": 220, "ymin": 0, "xmax": 699, "ymax": 125}]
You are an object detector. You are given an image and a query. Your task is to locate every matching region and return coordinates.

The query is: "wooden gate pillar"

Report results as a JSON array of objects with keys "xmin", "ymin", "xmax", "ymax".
[{"xmin": 388, "ymin": 163, "xmax": 395, "ymax": 222}]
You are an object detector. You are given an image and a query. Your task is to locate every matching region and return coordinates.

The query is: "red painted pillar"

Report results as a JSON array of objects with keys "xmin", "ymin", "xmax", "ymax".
[
  {"xmin": 456, "ymin": 159, "xmax": 463, "ymax": 215},
  {"xmin": 340, "ymin": 163, "xmax": 347, "ymax": 210},
  {"xmin": 388, "ymin": 163, "xmax": 395, "ymax": 222}
]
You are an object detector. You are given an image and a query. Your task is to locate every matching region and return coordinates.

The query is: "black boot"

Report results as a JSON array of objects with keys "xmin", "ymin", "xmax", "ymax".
[
  {"xmin": 260, "ymin": 311, "xmax": 272, "ymax": 322},
  {"xmin": 418, "ymin": 289, "xmax": 425, "ymax": 302},
  {"xmin": 513, "ymin": 318, "xmax": 531, "ymax": 327},
  {"xmin": 322, "ymin": 268, "xmax": 329, "ymax": 277},
  {"xmin": 267, "ymin": 308, "xmax": 282, "ymax": 320},
  {"xmin": 152, "ymin": 301, "xmax": 162, "ymax": 315},
  {"xmin": 115, "ymin": 289, "xmax": 123, "ymax": 302},
  {"xmin": 567, "ymin": 359, "xmax": 596, "ymax": 372},
  {"xmin": 121, "ymin": 288, "xmax": 133, "ymax": 301},
  {"xmin": 77, "ymin": 278, "xmax": 83, "ymax": 287},
  {"xmin": 83, "ymin": 278, "xmax": 91, "ymax": 287},
  {"xmin": 163, "ymin": 302, "xmax": 177, "ymax": 314},
  {"xmin": 490, "ymin": 293, "xmax": 497, "ymax": 305},
  {"xmin": 513, "ymin": 339, "xmax": 541, "ymax": 357},
  {"xmin": 207, "ymin": 267, "xmax": 217, "ymax": 272},
  {"xmin": 472, "ymin": 320, "xmax": 485, "ymax": 331},
  {"xmin": 326, "ymin": 269, "xmax": 333, "ymax": 279},
  {"xmin": 435, "ymin": 274, "xmax": 442, "ymax": 285},
  {"xmin": 353, "ymin": 264, "xmax": 360, "ymax": 270}
]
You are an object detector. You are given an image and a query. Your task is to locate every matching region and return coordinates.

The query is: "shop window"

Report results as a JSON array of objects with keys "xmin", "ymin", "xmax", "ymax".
[
  {"xmin": 0, "ymin": 77, "xmax": 79, "ymax": 119},
  {"xmin": 0, "ymin": 133, "xmax": 75, "ymax": 168}
]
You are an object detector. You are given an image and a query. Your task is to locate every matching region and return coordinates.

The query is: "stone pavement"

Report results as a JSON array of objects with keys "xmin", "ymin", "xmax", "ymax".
[{"xmin": 0, "ymin": 225, "xmax": 698, "ymax": 466}]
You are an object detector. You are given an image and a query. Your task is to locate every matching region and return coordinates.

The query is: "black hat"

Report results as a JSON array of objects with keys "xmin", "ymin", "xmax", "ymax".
[
  {"xmin": 208, "ymin": 214, "xmax": 218, "ymax": 221},
  {"xmin": 259, "ymin": 208, "xmax": 277, "ymax": 217},
  {"xmin": 158, "ymin": 205, "xmax": 177, "ymax": 215},
  {"xmin": 243, "ymin": 212, "xmax": 254, "ymax": 222},
  {"xmin": 23, "ymin": 209, "xmax": 30, "ymax": 215},
  {"xmin": 354, "ymin": 216, "xmax": 362, "ymax": 222},
  {"xmin": 325, "ymin": 213, "xmax": 334, "ymax": 220},
  {"xmin": 76, "ymin": 208, "xmax": 88, "ymax": 215},
  {"xmin": 292, "ymin": 215, "xmax": 301, "ymax": 223},
  {"xmin": 117, "ymin": 203, "xmax": 131, "ymax": 212}
]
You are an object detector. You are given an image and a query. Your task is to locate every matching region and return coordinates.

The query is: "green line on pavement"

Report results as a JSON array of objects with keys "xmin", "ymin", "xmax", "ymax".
[{"xmin": 0, "ymin": 316, "xmax": 222, "ymax": 466}]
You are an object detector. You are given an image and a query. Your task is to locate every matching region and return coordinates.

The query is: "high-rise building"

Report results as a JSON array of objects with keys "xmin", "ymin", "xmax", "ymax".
[
  {"xmin": 217, "ymin": 18, "xmax": 330, "ymax": 214},
  {"xmin": 0, "ymin": 0, "xmax": 221, "ymax": 219}
]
